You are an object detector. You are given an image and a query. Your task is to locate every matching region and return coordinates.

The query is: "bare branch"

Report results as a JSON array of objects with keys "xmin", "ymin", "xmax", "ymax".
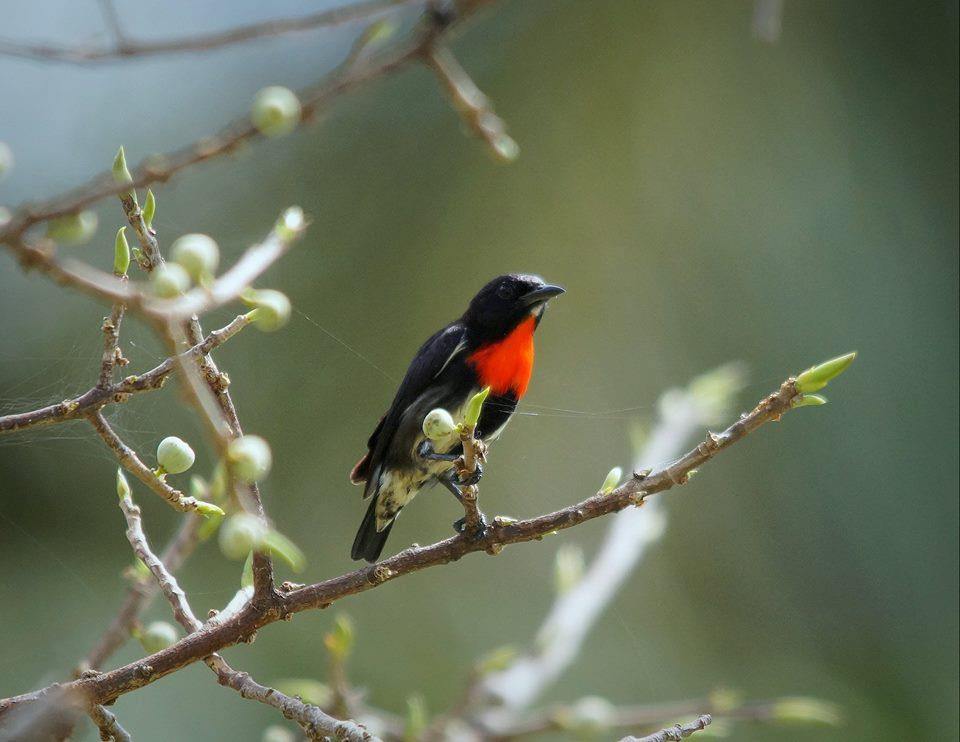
[
  {"xmin": 87, "ymin": 703, "xmax": 132, "ymax": 742},
  {"xmin": 0, "ymin": 0, "xmax": 419, "ymax": 64},
  {"xmin": 0, "ymin": 313, "xmax": 250, "ymax": 434},
  {"xmin": 1, "ymin": 372, "xmax": 811, "ymax": 711},
  {"xmin": 621, "ymin": 714, "xmax": 713, "ymax": 742}
]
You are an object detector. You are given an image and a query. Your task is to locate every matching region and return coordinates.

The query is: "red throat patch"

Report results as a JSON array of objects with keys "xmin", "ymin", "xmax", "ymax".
[{"xmin": 467, "ymin": 316, "xmax": 536, "ymax": 397}]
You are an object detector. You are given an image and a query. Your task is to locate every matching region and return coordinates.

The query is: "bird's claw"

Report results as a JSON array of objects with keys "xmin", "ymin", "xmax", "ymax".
[
  {"xmin": 455, "ymin": 461, "xmax": 483, "ymax": 486},
  {"xmin": 452, "ymin": 511, "xmax": 488, "ymax": 540}
]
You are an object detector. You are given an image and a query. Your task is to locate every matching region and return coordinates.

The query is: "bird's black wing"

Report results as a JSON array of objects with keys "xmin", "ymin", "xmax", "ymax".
[{"xmin": 352, "ymin": 321, "xmax": 467, "ymax": 498}]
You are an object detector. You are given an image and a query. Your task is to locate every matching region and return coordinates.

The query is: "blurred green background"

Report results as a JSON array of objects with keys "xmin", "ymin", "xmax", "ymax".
[{"xmin": 1, "ymin": 1, "xmax": 957, "ymax": 740}]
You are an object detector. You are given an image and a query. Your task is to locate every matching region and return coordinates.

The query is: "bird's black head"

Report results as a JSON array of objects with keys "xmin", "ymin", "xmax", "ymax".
[{"xmin": 461, "ymin": 273, "xmax": 565, "ymax": 342}]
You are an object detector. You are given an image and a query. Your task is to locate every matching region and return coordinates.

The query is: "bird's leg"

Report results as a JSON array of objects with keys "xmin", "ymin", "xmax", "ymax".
[
  {"xmin": 438, "ymin": 471, "xmax": 465, "ymax": 504},
  {"xmin": 417, "ymin": 439, "xmax": 460, "ymax": 462},
  {"xmin": 441, "ymin": 472, "xmax": 488, "ymax": 539}
]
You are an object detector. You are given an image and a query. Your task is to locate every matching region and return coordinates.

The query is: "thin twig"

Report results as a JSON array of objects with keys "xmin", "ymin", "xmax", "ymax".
[
  {"xmin": 97, "ymin": 296, "xmax": 127, "ymax": 388},
  {"xmin": 0, "ymin": 0, "xmax": 419, "ymax": 64},
  {"xmin": 1, "ymin": 373, "xmax": 809, "ymax": 711},
  {"xmin": 0, "ymin": 313, "xmax": 250, "ymax": 434},
  {"xmin": 621, "ymin": 714, "xmax": 713, "ymax": 742},
  {"xmin": 88, "ymin": 410, "xmax": 200, "ymax": 513},
  {"xmin": 87, "ymin": 703, "xmax": 132, "ymax": 742}
]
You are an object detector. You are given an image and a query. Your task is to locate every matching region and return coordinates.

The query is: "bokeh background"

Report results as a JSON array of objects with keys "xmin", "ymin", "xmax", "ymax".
[{"xmin": 1, "ymin": 1, "xmax": 957, "ymax": 740}]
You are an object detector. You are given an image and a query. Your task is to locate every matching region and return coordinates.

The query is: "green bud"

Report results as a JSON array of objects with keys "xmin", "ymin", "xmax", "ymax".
[
  {"xmin": 197, "ymin": 509, "xmax": 223, "ymax": 542},
  {"xmin": 795, "ymin": 352, "xmax": 856, "ymax": 393},
  {"xmin": 143, "ymin": 189, "xmax": 157, "ymax": 229},
  {"xmin": 260, "ymin": 527, "xmax": 306, "ymax": 572},
  {"xmin": 422, "ymin": 408, "xmax": 457, "ymax": 441},
  {"xmin": 227, "ymin": 435, "xmax": 272, "ymax": 482},
  {"xmin": 462, "ymin": 387, "xmax": 491, "ymax": 430},
  {"xmin": 0, "ymin": 141, "xmax": 13, "ymax": 178},
  {"xmin": 475, "ymin": 645, "xmax": 518, "ymax": 675},
  {"xmin": 553, "ymin": 544, "xmax": 585, "ymax": 594},
  {"xmin": 189, "ymin": 475, "xmax": 208, "ymax": 500},
  {"xmin": 404, "ymin": 694, "xmax": 429, "ymax": 742},
  {"xmin": 219, "ymin": 513, "xmax": 267, "ymax": 561},
  {"xmin": 262, "ymin": 725, "xmax": 295, "ymax": 742},
  {"xmin": 47, "ymin": 211, "xmax": 99, "ymax": 245},
  {"xmin": 194, "ymin": 501, "xmax": 225, "ymax": 518},
  {"xmin": 276, "ymin": 206, "xmax": 305, "ymax": 241},
  {"xmin": 243, "ymin": 289, "xmax": 291, "ymax": 332},
  {"xmin": 251, "ymin": 86, "xmax": 302, "ymax": 137},
  {"xmin": 361, "ymin": 18, "xmax": 398, "ymax": 46},
  {"xmin": 156, "ymin": 436, "xmax": 195, "ymax": 474},
  {"xmin": 600, "ymin": 466, "xmax": 622, "ymax": 495},
  {"xmin": 491, "ymin": 134, "xmax": 520, "ymax": 163},
  {"xmin": 772, "ymin": 697, "xmax": 842, "ymax": 726},
  {"xmin": 324, "ymin": 614, "xmax": 355, "ymax": 660},
  {"xmin": 140, "ymin": 621, "xmax": 178, "ymax": 653},
  {"xmin": 112, "ymin": 146, "xmax": 132, "ymax": 184},
  {"xmin": 171, "ymin": 233, "xmax": 219, "ymax": 281},
  {"xmin": 150, "ymin": 262, "xmax": 191, "ymax": 297},
  {"xmin": 272, "ymin": 679, "xmax": 332, "ymax": 707},
  {"xmin": 792, "ymin": 394, "xmax": 828, "ymax": 408},
  {"xmin": 0, "ymin": 207, "xmax": 11, "ymax": 227},
  {"xmin": 116, "ymin": 468, "xmax": 131, "ymax": 500},
  {"xmin": 114, "ymin": 227, "xmax": 130, "ymax": 276}
]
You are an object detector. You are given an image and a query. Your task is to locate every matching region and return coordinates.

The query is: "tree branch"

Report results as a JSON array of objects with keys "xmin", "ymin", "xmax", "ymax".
[
  {"xmin": 0, "ymin": 0, "xmax": 420, "ymax": 64},
  {"xmin": 621, "ymin": 714, "xmax": 713, "ymax": 742},
  {"xmin": 1, "ymin": 372, "xmax": 811, "ymax": 712},
  {"xmin": 0, "ymin": 313, "xmax": 250, "ymax": 434},
  {"xmin": 87, "ymin": 703, "xmax": 132, "ymax": 742}
]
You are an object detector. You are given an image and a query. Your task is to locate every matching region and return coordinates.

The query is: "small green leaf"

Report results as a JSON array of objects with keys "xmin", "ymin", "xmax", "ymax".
[
  {"xmin": 772, "ymin": 697, "xmax": 842, "ymax": 727},
  {"xmin": 600, "ymin": 466, "xmax": 622, "ymax": 495},
  {"xmin": 795, "ymin": 352, "xmax": 856, "ymax": 393},
  {"xmin": 114, "ymin": 226, "xmax": 130, "ymax": 276},
  {"xmin": 116, "ymin": 468, "xmax": 131, "ymax": 500},
  {"xmin": 143, "ymin": 189, "xmax": 156, "ymax": 229},
  {"xmin": 404, "ymin": 694, "xmax": 429, "ymax": 742},
  {"xmin": 323, "ymin": 614, "xmax": 355, "ymax": 660},
  {"xmin": 260, "ymin": 527, "xmax": 306, "ymax": 572},
  {"xmin": 476, "ymin": 645, "xmax": 518, "ymax": 675},
  {"xmin": 194, "ymin": 501, "xmax": 225, "ymax": 518},
  {"xmin": 462, "ymin": 387, "xmax": 491, "ymax": 430},
  {"xmin": 792, "ymin": 394, "xmax": 828, "ymax": 408},
  {"xmin": 112, "ymin": 145, "xmax": 137, "ymax": 205},
  {"xmin": 240, "ymin": 550, "xmax": 254, "ymax": 589}
]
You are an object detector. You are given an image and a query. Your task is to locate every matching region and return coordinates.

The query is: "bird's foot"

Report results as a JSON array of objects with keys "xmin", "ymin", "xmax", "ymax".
[
  {"xmin": 417, "ymin": 439, "xmax": 460, "ymax": 462},
  {"xmin": 452, "ymin": 510, "xmax": 489, "ymax": 540},
  {"xmin": 454, "ymin": 460, "xmax": 483, "ymax": 486}
]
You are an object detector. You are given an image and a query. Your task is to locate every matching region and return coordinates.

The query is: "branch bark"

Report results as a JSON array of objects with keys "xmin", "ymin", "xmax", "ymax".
[{"xmin": 1, "ymin": 374, "xmax": 807, "ymax": 713}]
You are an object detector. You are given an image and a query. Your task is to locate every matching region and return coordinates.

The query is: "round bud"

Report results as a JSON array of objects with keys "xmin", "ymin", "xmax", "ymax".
[
  {"xmin": 422, "ymin": 408, "xmax": 457, "ymax": 441},
  {"xmin": 140, "ymin": 621, "xmax": 178, "ymax": 653},
  {"xmin": 246, "ymin": 289, "xmax": 291, "ymax": 332},
  {"xmin": 251, "ymin": 86, "xmax": 302, "ymax": 137},
  {"xmin": 227, "ymin": 435, "xmax": 272, "ymax": 482},
  {"xmin": 150, "ymin": 262, "xmax": 191, "ymax": 298},
  {"xmin": 46, "ymin": 211, "xmax": 98, "ymax": 245},
  {"xmin": 171, "ymin": 233, "xmax": 220, "ymax": 280},
  {"xmin": 156, "ymin": 436, "xmax": 195, "ymax": 474},
  {"xmin": 219, "ymin": 512, "xmax": 267, "ymax": 561},
  {"xmin": 0, "ymin": 141, "xmax": 12, "ymax": 178}
]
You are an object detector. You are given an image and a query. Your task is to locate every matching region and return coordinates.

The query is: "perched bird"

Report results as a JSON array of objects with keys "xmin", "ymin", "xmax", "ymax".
[{"xmin": 350, "ymin": 273, "xmax": 564, "ymax": 562}]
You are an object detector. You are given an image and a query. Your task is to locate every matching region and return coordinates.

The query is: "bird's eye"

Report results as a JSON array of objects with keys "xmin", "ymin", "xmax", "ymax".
[{"xmin": 497, "ymin": 284, "xmax": 514, "ymax": 300}]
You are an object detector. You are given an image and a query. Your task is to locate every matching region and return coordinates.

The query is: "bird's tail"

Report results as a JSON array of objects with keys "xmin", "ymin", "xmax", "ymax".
[{"xmin": 351, "ymin": 496, "xmax": 395, "ymax": 562}]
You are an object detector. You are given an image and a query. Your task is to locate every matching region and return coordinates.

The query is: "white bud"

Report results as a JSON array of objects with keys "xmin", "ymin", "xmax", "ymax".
[
  {"xmin": 227, "ymin": 435, "xmax": 272, "ymax": 482},
  {"xmin": 219, "ymin": 512, "xmax": 267, "ymax": 561},
  {"xmin": 156, "ymin": 436, "xmax": 195, "ymax": 474},
  {"xmin": 171, "ymin": 233, "xmax": 219, "ymax": 280},
  {"xmin": 140, "ymin": 621, "xmax": 178, "ymax": 653},
  {"xmin": 422, "ymin": 408, "xmax": 457, "ymax": 441},
  {"xmin": 116, "ymin": 468, "xmax": 131, "ymax": 500},
  {"xmin": 150, "ymin": 262, "xmax": 191, "ymax": 298},
  {"xmin": 251, "ymin": 86, "xmax": 302, "ymax": 137}
]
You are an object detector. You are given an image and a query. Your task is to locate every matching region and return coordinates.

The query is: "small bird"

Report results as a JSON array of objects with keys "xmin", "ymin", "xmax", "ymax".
[{"xmin": 350, "ymin": 274, "xmax": 564, "ymax": 562}]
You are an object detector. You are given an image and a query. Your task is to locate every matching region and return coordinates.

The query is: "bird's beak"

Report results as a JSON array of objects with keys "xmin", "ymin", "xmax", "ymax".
[{"xmin": 521, "ymin": 284, "xmax": 566, "ymax": 306}]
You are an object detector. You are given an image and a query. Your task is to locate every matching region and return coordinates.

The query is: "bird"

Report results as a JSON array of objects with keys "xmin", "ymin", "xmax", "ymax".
[{"xmin": 349, "ymin": 273, "xmax": 565, "ymax": 562}]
